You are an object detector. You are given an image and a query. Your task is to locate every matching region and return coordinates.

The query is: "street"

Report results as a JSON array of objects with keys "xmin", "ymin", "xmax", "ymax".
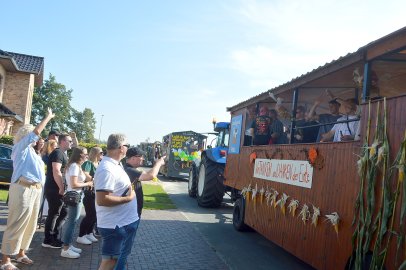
[{"xmin": 159, "ymin": 176, "xmax": 315, "ymax": 270}]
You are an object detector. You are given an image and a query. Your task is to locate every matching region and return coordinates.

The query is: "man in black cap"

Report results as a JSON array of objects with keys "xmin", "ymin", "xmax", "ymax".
[
  {"xmin": 124, "ymin": 147, "xmax": 166, "ymax": 218},
  {"xmin": 307, "ymin": 92, "xmax": 342, "ymax": 142},
  {"xmin": 48, "ymin": 129, "xmax": 61, "ymax": 141}
]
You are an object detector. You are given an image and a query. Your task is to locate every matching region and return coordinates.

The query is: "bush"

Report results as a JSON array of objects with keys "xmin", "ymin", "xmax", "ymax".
[
  {"xmin": 0, "ymin": 135, "xmax": 107, "ymax": 152},
  {"xmin": 0, "ymin": 135, "xmax": 13, "ymax": 145},
  {"xmin": 79, "ymin": 142, "xmax": 107, "ymax": 153}
]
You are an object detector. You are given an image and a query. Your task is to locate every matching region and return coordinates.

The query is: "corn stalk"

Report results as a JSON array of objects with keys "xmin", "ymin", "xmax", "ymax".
[
  {"xmin": 370, "ymin": 98, "xmax": 393, "ymax": 269},
  {"xmin": 382, "ymin": 129, "xmax": 406, "ymax": 267},
  {"xmin": 351, "ymin": 101, "xmax": 371, "ymax": 270}
]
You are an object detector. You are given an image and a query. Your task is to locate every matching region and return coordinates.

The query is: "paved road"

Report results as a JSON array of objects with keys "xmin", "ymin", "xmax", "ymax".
[{"xmin": 159, "ymin": 176, "xmax": 315, "ymax": 270}]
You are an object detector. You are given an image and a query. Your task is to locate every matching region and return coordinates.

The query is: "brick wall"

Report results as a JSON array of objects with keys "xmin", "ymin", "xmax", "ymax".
[
  {"xmin": 3, "ymin": 72, "xmax": 35, "ymax": 132},
  {"xmin": 0, "ymin": 65, "xmax": 5, "ymax": 102}
]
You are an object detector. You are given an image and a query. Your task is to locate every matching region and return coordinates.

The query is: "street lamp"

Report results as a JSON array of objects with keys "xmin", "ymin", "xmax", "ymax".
[
  {"xmin": 98, "ymin": 114, "xmax": 104, "ymax": 142},
  {"xmin": 212, "ymin": 117, "xmax": 217, "ymax": 129}
]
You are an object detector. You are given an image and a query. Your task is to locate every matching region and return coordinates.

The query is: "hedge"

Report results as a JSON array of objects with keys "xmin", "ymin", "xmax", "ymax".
[{"xmin": 0, "ymin": 135, "xmax": 107, "ymax": 152}]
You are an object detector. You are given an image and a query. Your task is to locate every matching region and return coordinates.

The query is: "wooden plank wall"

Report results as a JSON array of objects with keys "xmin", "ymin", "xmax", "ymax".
[
  {"xmin": 226, "ymin": 143, "xmax": 359, "ymax": 269},
  {"xmin": 224, "ymin": 95, "xmax": 406, "ymax": 269}
]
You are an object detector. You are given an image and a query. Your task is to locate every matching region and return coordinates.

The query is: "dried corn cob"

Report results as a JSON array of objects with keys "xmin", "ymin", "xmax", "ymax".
[
  {"xmin": 276, "ymin": 193, "xmax": 289, "ymax": 215},
  {"xmin": 325, "ymin": 212, "xmax": 340, "ymax": 234},
  {"xmin": 288, "ymin": 199, "xmax": 299, "ymax": 217},
  {"xmin": 299, "ymin": 204, "xmax": 310, "ymax": 224},
  {"xmin": 259, "ymin": 187, "xmax": 265, "ymax": 204},
  {"xmin": 270, "ymin": 190, "xmax": 279, "ymax": 208},
  {"xmin": 252, "ymin": 184, "xmax": 258, "ymax": 205},
  {"xmin": 311, "ymin": 205, "xmax": 320, "ymax": 227}
]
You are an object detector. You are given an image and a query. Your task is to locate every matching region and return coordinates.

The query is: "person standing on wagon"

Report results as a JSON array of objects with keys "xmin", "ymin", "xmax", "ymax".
[
  {"xmin": 1, "ymin": 108, "xmax": 54, "ymax": 270},
  {"xmin": 320, "ymin": 98, "xmax": 360, "ymax": 142},
  {"xmin": 249, "ymin": 105, "xmax": 272, "ymax": 145}
]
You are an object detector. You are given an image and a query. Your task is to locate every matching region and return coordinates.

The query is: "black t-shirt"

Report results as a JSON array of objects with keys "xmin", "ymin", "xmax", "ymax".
[
  {"xmin": 124, "ymin": 163, "xmax": 144, "ymax": 217},
  {"xmin": 251, "ymin": 115, "xmax": 272, "ymax": 145},
  {"xmin": 294, "ymin": 119, "xmax": 320, "ymax": 144},
  {"xmin": 45, "ymin": 148, "xmax": 68, "ymax": 192}
]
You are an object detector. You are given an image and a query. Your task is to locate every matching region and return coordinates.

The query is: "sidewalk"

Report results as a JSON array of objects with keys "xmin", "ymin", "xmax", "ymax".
[{"xmin": 0, "ymin": 202, "xmax": 229, "ymax": 270}]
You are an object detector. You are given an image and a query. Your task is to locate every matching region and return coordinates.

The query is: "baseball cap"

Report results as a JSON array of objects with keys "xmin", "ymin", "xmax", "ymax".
[
  {"xmin": 48, "ymin": 130, "xmax": 61, "ymax": 136},
  {"xmin": 126, "ymin": 147, "xmax": 146, "ymax": 158}
]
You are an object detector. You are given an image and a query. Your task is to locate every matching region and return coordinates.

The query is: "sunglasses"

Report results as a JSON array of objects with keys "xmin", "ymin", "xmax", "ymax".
[{"xmin": 122, "ymin": 144, "xmax": 131, "ymax": 148}]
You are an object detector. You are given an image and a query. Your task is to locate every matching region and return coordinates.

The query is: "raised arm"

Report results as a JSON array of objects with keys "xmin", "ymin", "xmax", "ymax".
[
  {"xmin": 34, "ymin": 108, "xmax": 55, "ymax": 136},
  {"xmin": 139, "ymin": 156, "xmax": 166, "ymax": 181}
]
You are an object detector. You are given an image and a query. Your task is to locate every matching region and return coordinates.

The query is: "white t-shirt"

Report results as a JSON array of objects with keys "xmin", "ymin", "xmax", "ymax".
[
  {"xmin": 94, "ymin": 156, "xmax": 139, "ymax": 229},
  {"xmin": 332, "ymin": 115, "xmax": 360, "ymax": 142},
  {"xmin": 65, "ymin": 163, "xmax": 86, "ymax": 192}
]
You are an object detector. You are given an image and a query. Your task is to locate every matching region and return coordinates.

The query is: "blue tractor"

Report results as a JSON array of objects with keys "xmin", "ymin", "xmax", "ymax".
[{"xmin": 188, "ymin": 122, "xmax": 230, "ymax": 207}]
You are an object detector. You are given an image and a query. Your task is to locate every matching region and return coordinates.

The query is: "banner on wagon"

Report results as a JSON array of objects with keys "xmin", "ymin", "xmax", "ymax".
[{"xmin": 253, "ymin": 158, "xmax": 313, "ymax": 189}]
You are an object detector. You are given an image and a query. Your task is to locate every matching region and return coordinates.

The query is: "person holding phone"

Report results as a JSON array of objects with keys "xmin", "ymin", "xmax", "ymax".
[{"xmin": 94, "ymin": 134, "xmax": 138, "ymax": 270}]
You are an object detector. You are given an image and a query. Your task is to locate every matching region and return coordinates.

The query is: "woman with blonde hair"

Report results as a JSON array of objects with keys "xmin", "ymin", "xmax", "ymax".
[
  {"xmin": 77, "ymin": 146, "xmax": 103, "ymax": 244},
  {"xmin": 1, "ymin": 108, "xmax": 54, "ymax": 270},
  {"xmin": 60, "ymin": 147, "xmax": 93, "ymax": 259},
  {"xmin": 41, "ymin": 139, "xmax": 58, "ymax": 165}
]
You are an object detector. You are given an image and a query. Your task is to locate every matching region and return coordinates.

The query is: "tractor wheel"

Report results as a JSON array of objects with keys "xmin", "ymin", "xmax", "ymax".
[
  {"xmin": 188, "ymin": 164, "xmax": 198, "ymax": 198},
  {"xmin": 196, "ymin": 157, "xmax": 225, "ymax": 208}
]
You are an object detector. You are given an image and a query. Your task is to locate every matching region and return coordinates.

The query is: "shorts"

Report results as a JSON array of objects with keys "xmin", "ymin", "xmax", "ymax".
[{"xmin": 98, "ymin": 219, "xmax": 140, "ymax": 260}]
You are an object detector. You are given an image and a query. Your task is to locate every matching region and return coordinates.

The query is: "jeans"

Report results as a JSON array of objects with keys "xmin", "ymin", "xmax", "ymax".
[
  {"xmin": 61, "ymin": 200, "xmax": 82, "ymax": 246},
  {"xmin": 44, "ymin": 189, "xmax": 67, "ymax": 241},
  {"xmin": 79, "ymin": 191, "xmax": 97, "ymax": 237},
  {"xmin": 98, "ymin": 219, "xmax": 140, "ymax": 270}
]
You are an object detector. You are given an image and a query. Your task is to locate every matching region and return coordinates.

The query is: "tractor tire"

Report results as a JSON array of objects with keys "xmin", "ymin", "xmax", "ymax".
[
  {"xmin": 196, "ymin": 157, "xmax": 225, "ymax": 208},
  {"xmin": 233, "ymin": 197, "xmax": 249, "ymax": 232},
  {"xmin": 188, "ymin": 164, "xmax": 198, "ymax": 198}
]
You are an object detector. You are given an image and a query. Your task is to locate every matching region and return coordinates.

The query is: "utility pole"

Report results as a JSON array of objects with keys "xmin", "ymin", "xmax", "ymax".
[{"xmin": 98, "ymin": 114, "xmax": 104, "ymax": 143}]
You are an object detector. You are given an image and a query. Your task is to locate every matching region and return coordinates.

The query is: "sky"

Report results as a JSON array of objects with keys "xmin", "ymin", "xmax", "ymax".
[{"xmin": 1, "ymin": 0, "xmax": 405, "ymax": 145}]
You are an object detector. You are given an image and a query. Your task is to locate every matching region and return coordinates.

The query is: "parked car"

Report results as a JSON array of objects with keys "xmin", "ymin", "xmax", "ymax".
[{"xmin": 0, "ymin": 143, "xmax": 13, "ymax": 186}]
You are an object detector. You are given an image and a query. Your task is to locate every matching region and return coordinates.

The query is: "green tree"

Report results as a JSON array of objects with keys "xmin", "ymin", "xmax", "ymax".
[
  {"xmin": 69, "ymin": 108, "xmax": 97, "ymax": 143},
  {"xmin": 31, "ymin": 74, "xmax": 73, "ymax": 134}
]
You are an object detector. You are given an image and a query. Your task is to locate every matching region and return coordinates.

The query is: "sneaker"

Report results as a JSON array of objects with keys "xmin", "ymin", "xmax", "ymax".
[
  {"xmin": 42, "ymin": 239, "xmax": 62, "ymax": 249},
  {"xmin": 61, "ymin": 248, "xmax": 80, "ymax": 259},
  {"xmin": 86, "ymin": 233, "xmax": 98, "ymax": 242},
  {"xmin": 69, "ymin": 245, "xmax": 82, "ymax": 254},
  {"xmin": 76, "ymin": 236, "xmax": 92, "ymax": 245}
]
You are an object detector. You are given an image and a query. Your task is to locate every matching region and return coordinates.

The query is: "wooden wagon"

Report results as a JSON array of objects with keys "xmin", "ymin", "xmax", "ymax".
[{"xmin": 224, "ymin": 27, "xmax": 406, "ymax": 269}]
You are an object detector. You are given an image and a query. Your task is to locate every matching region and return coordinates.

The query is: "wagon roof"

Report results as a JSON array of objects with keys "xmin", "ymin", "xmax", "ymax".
[{"xmin": 227, "ymin": 26, "xmax": 406, "ymax": 112}]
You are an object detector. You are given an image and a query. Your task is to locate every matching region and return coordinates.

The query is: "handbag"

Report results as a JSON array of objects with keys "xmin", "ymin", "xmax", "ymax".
[{"xmin": 63, "ymin": 191, "xmax": 81, "ymax": 206}]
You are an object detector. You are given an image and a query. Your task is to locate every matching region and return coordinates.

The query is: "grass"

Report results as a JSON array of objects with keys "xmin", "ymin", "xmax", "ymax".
[
  {"xmin": 0, "ymin": 184, "xmax": 176, "ymax": 210},
  {"xmin": 0, "ymin": 188, "xmax": 9, "ymax": 202},
  {"xmin": 142, "ymin": 183, "xmax": 176, "ymax": 210}
]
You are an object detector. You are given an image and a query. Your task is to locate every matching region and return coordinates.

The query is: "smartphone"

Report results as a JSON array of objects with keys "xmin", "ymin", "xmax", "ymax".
[{"xmin": 121, "ymin": 186, "xmax": 131, "ymax": 197}]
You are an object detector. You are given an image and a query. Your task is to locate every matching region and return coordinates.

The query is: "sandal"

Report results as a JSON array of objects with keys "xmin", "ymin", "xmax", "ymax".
[
  {"xmin": 0, "ymin": 262, "xmax": 19, "ymax": 270},
  {"xmin": 16, "ymin": 255, "xmax": 33, "ymax": 265}
]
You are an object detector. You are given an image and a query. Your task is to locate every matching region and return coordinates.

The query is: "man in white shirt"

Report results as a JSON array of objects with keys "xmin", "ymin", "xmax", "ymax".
[
  {"xmin": 94, "ymin": 134, "xmax": 138, "ymax": 270},
  {"xmin": 321, "ymin": 98, "xmax": 360, "ymax": 142}
]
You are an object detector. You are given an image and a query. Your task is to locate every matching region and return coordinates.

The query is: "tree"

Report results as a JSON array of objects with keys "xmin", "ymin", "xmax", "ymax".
[
  {"xmin": 69, "ymin": 108, "xmax": 96, "ymax": 143},
  {"xmin": 31, "ymin": 74, "xmax": 73, "ymax": 134}
]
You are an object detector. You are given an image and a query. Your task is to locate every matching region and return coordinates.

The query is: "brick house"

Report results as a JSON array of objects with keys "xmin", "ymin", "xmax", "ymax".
[{"xmin": 0, "ymin": 50, "xmax": 44, "ymax": 134}]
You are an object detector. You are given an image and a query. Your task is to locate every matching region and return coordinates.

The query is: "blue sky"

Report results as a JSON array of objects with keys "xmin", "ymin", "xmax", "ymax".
[{"xmin": 1, "ymin": 0, "xmax": 405, "ymax": 144}]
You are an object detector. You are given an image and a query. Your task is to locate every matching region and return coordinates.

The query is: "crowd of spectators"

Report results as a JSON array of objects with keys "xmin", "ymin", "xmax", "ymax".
[{"xmin": 0, "ymin": 109, "xmax": 165, "ymax": 270}]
